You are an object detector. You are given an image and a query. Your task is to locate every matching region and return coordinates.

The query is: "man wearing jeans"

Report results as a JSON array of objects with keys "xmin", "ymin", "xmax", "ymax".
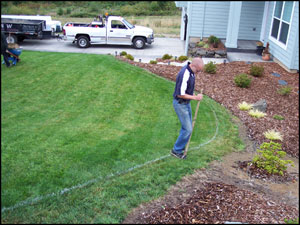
[{"xmin": 171, "ymin": 57, "xmax": 204, "ymax": 159}]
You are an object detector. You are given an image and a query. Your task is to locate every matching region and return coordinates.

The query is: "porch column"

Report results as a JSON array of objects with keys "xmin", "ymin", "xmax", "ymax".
[{"xmin": 225, "ymin": 1, "xmax": 242, "ymax": 48}]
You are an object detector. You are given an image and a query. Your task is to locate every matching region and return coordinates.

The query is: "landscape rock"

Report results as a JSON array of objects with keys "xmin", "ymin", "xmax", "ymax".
[{"xmin": 252, "ymin": 99, "xmax": 267, "ymax": 112}]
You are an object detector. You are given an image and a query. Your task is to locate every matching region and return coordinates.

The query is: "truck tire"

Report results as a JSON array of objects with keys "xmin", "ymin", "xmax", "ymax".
[
  {"xmin": 77, "ymin": 36, "xmax": 90, "ymax": 48},
  {"xmin": 133, "ymin": 37, "xmax": 146, "ymax": 49},
  {"xmin": 6, "ymin": 34, "xmax": 18, "ymax": 44}
]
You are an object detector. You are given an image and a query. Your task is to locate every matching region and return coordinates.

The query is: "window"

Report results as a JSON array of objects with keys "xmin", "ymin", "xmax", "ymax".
[{"xmin": 270, "ymin": 1, "xmax": 294, "ymax": 47}]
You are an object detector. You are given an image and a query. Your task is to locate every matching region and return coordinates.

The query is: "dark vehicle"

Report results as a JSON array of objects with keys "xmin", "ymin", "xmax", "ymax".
[{"xmin": 1, "ymin": 18, "xmax": 55, "ymax": 43}]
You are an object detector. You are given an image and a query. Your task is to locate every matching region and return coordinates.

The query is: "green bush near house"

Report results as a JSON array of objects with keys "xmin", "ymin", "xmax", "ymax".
[
  {"xmin": 178, "ymin": 55, "xmax": 188, "ymax": 62},
  {"xmin": 204, "ymin": 62, "xmax": 217, "ymax": 74},
  {"xmin": 250, "ymin": 65, "xmax": 264, "ymax": 77},
  {"xmin": 162, "ymin": 54, "xmax": 172, "ymax": 60},
  {"xmin": 234, "ymin": 73, "xmax": 252, "ymax": 88},
  {"xmin": 197, "ymin": 41, "xmax": 205, "ymax": 47}
]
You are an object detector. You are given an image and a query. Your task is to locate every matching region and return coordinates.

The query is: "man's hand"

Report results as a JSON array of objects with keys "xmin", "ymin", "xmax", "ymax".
[{"xmin": 194, "ymin": 94, "xmax": 203, "ymax": 101}]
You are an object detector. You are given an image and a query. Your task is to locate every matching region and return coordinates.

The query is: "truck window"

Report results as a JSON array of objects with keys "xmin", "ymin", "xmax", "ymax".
[{"xmin": 111, "ymin": 20, "xmax": 127, "ymax": 29}]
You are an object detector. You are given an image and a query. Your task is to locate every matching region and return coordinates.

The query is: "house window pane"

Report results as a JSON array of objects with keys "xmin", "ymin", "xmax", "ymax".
[
  {"xmin": 274, "ymin": 1, "xmax": 283, "ymax": 18},
  {"xmin": 279, "ymin": 22, "xmax": 289, "ymax": 44},
  {"xmin": 271, "ymin": 18, "xmax": 280, "ymax": 38},
  {"xmin": 282, "ymin": 1, "xmax": 293, "ymax": 22}
]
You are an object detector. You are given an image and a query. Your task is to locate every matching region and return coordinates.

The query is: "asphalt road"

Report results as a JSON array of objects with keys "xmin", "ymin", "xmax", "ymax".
[{"xmin": 19, "ymin": 37, "xmax": 186, "ymax": 63}]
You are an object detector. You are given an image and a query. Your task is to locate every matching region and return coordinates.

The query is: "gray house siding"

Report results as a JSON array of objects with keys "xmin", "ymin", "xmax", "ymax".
[
  {"xmin": 189, "ymin": 1, "xmax": 230, "ymax": 39},
  {"xmin": 264, "ymin": 1, "xmax": 299, "ymax": 70},
  {"xmin": 238, "ymin": 1, "xmax": 265, "ymax": 40}
]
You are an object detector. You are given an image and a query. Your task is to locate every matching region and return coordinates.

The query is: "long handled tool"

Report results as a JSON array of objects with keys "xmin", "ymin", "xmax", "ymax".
[{"xmin": 183, "ymin": 89, "xmax": 203, "ymax": 157}]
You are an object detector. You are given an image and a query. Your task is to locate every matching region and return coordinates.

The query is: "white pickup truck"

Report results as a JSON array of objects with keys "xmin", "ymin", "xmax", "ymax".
[{"xmin": 63, "ymin": 15, "xmax": 154, "ymax": 49}]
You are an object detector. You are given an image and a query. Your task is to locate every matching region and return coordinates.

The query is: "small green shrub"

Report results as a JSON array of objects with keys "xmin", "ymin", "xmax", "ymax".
[
  {"xmin": 208, "ymin": 35, "xmax": 220, "ymax": 44},
  {"xmin": 250, "ymin": 65, "xmax": 264, "ymax": 77},
  {"xmin": 149, "ymin": 60, "xmax": 157, "ymax": 64},
  {"xmin": 178, "ymin": 55, "xmax": 188, "ymax": 62},
  {"xmin": 197, "ymin": 41, "xmax": 205, "ymax": 47},
  {"xmin": 204, "ymin": 62, "xmax": 217, "ymax": 74},
  {"xmin": 125, "ymin": 54, "xmax": 134, "ymax": 61},
  {"xmin": 57, "ymin": 7, "xmax": 64, "ymax": 16},
  {"xmin": 120, "ymin": 51, "xmax": 127, "ymax": 56},
  {"xmin": 203, "ymin": 44, "xmax": 209, "ymax": 49},
  {"xmin": 234, "ymin": 73, "xmax": 252, "ymax": 88},
  {"xmin": 162, "ymin": 54, "xmax": 172, "ymax": 60},
  {"xmin": 284, "ymin": 218, "xmax": 299, "ymax": 224},
  {"xmin": 273, "ymin": 114, "xmax": 285, "ymax": 120},
  {"xmin": 278, "ymin": 86, "xmax": 292, "ymax": 96},
  {"xmin": 250, "ymin": 141, "xmax": 295, "ymax": 176}
]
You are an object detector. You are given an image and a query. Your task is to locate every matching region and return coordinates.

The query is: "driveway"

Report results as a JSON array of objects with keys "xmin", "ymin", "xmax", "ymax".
[{"xmin": 19, "ymin": 37, "xmax": 185, "ymax": 63}]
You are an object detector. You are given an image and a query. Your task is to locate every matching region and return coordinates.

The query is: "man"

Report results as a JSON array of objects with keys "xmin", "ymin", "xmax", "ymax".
[
  {"xmin": 1, "ymin": 32, "xmax": 11, "ymax": 67},
  {"xmin": 171, "ymin": 57, "xmax": 204, "ymax": 159}
]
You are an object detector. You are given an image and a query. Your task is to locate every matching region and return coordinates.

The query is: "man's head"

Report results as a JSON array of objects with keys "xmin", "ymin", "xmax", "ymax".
[{"xmin": 190, "ymin": 57, "xmax": 204, "ymax": 73}]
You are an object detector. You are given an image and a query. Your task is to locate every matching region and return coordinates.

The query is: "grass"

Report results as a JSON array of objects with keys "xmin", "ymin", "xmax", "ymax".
[{"xmin": 1, "ymin": 51, "xmax": 244, "ymax": 223}]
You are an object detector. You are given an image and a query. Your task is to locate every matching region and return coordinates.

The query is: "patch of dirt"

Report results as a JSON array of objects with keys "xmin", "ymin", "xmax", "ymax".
[
  {"xmin": 118, "ymin": 57, "xmax": 299, "ymax": 223},
  {"xmin": 122, "ymin": 118, "xmax": 299, "ymax": 224}
]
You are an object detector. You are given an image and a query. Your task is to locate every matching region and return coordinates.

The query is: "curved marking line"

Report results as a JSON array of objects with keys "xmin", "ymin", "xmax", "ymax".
[{"xmin": 2, "ymin": 101, "xmax": 219, "ymax": 213}]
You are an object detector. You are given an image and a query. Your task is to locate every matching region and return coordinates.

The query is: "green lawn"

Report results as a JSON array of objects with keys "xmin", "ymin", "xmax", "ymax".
[{"xmin": 1, "ymin": 51, "xmax": 244, "ymax": 223}]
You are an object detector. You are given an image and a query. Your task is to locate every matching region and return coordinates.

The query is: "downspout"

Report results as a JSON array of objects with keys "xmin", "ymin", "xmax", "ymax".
[
  {"xmin": 201, "ymin": 1, "xmax": 206, "ymax": 40},
  {"xmin": 185, "ymin": 2, "xmax": 191, "ymax": 56}
]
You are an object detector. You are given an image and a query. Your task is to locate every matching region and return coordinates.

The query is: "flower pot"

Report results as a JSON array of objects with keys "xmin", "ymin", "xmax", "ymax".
[
  {"xmin": 256, "ymin": 46, "xmax": 265, "ymax": 56},
  {"xmin": 262, "ymin": 53, "xmax": 270, "ymax": 61}
]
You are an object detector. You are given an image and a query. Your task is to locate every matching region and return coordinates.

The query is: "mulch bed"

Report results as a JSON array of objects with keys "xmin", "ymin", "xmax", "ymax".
[
  {"xmin": 235, "ymin": 160, "xmax": 298, "ymax": 183},
  {"xmin": 140, "ymin": 182, "xmax": 298, "ymax": 224},
  {"xmin": 116, "ymin": 56, "xmax": 299, "ymax": 158}
]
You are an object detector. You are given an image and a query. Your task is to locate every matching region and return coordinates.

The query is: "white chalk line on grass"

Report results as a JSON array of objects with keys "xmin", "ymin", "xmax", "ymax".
[{"xmin": 1, "ymin": 103, "xmax": 219, "ymax": 213}]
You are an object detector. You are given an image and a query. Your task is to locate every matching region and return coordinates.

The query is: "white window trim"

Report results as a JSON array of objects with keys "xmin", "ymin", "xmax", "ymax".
[{"xmin": 268, "ymin": 1, "xmax": 295, "ymax": 51}]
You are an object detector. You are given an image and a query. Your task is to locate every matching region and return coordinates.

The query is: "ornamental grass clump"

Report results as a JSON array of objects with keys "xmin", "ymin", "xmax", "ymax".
[
  {"xmin": 250, "ymin": 141, "xmax": 294, "ymax": 176},
  {"xmin": 248, "ymin": 109, "xmax": 266, "ymax": 118},
  {"xmin": 250, "ymin": 65, "xmax": 264, "ymax": 77},
  {"xmin": 120, "ymin": 51, "xmax": 127, "ymax": 56},
  {"xmin": 204, "ymin": 61, "xmax": 217, "ymax": 74},
  {"xmin": 264, "ymin": 129, "xmax": 283, "ymax": 141},
  {"xmin": 178, "ymin": 55, "xmax": 188, "ymax": 62},
  {"xmin": 238, "ymin": 101, "xmax": 253, "ymax": 111},
  {"xmin": 149, "ymin": 60, "xmax": 157, "ymax": 64},
  {"xmin": 234, "ymin": 73, "xmax": 252, "ymax": 88},
  {"xmin": 273, "ymin": 114, "xmax": 285, "ymax": 120}
]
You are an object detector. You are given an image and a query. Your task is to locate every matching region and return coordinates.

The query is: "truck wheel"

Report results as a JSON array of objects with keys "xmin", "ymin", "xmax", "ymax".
[
  {"xmin": 6, "ymin": 34, "xmax": 18, "ymax": 44},
  {"xmin": 133, "ymin": 37, "xmax": 146, "ymax": 49},
  {"xmin": 77, "ymin": 36, "xmax": 90, "ymax": 48}
]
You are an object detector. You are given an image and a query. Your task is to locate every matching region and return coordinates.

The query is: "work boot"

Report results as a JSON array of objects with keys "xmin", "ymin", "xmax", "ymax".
[{"xmin": 170, "ymin": 149, "xmax": 186, "ymax": 159}]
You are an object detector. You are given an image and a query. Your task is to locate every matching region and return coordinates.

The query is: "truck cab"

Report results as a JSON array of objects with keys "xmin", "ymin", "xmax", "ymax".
[{"xmin": 63, "ymin": 15, "xmax": 154, "ymax": 49}]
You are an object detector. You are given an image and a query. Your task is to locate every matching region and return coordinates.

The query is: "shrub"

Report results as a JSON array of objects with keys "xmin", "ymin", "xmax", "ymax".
[
  {"xmin": 278, "ymin": 86, "xmax": 292, "ymax": 96},
  {"xmin": 203, "ymin": 44, "xmax": 209, "ymax": 49},
  {"xmin": 250, "ymin": 141, "xmax": 294, "ymax": 176},
  {"xmin": 197, "ymin": 41, "xmax": 205, "ymax": 47},
  {"xmin": 120, "ymin": 51, "xmax": 127, "ymax": 56},
  {"xmin": 248, "ymin": 109, "xmax": 266, "ymax": 118},
  {"xmin": 178, "ymin": 55, "xmax": 188, "ymax": 62},
  {"xmin": 238, "ymin": 101, "xmax": 253, "ymax": 111},
  {"xmin": 125, "ymin": 54, "xmax": 134, "ymax": 61},
  {"xmin": 57, "ymin": 7, "xmax": 64, "ymax": 16},
  {"xmin": 208, "ymin": 35, "xmax": 219, "ymax": 44},
  {"xmin": 250, "ymin": 65, "xmax": 264, "ymax": 77},
  {"xmin": 284, "ymin": 218, "xmax": 299, "ymax": 224},
  {"xmin": 149, "ymin": 60, "xmax": 157, "ymax": 64},
  {"xmin": 264, "ymin": 129, "xmax": 283, "ymax": 141},
  {"xmin": 162, "ymin": 54, "xmax": 172, "ymax": 60},
  {"xmin": 273, "ymin": 114, "xmax": 285, "ymax": 120},
  {"xmin": 234, "ymin": 73, "xmax": 252, "ymax": 88},
  {"xmin": 204, "ymin": 62, "xmax": 217, "ymax": 74}
]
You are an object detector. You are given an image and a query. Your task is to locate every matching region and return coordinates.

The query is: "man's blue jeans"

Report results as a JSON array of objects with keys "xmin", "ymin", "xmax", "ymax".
[{"xmin": 173, "ymin": 99, "xmax": 193, "ymax": 154}]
